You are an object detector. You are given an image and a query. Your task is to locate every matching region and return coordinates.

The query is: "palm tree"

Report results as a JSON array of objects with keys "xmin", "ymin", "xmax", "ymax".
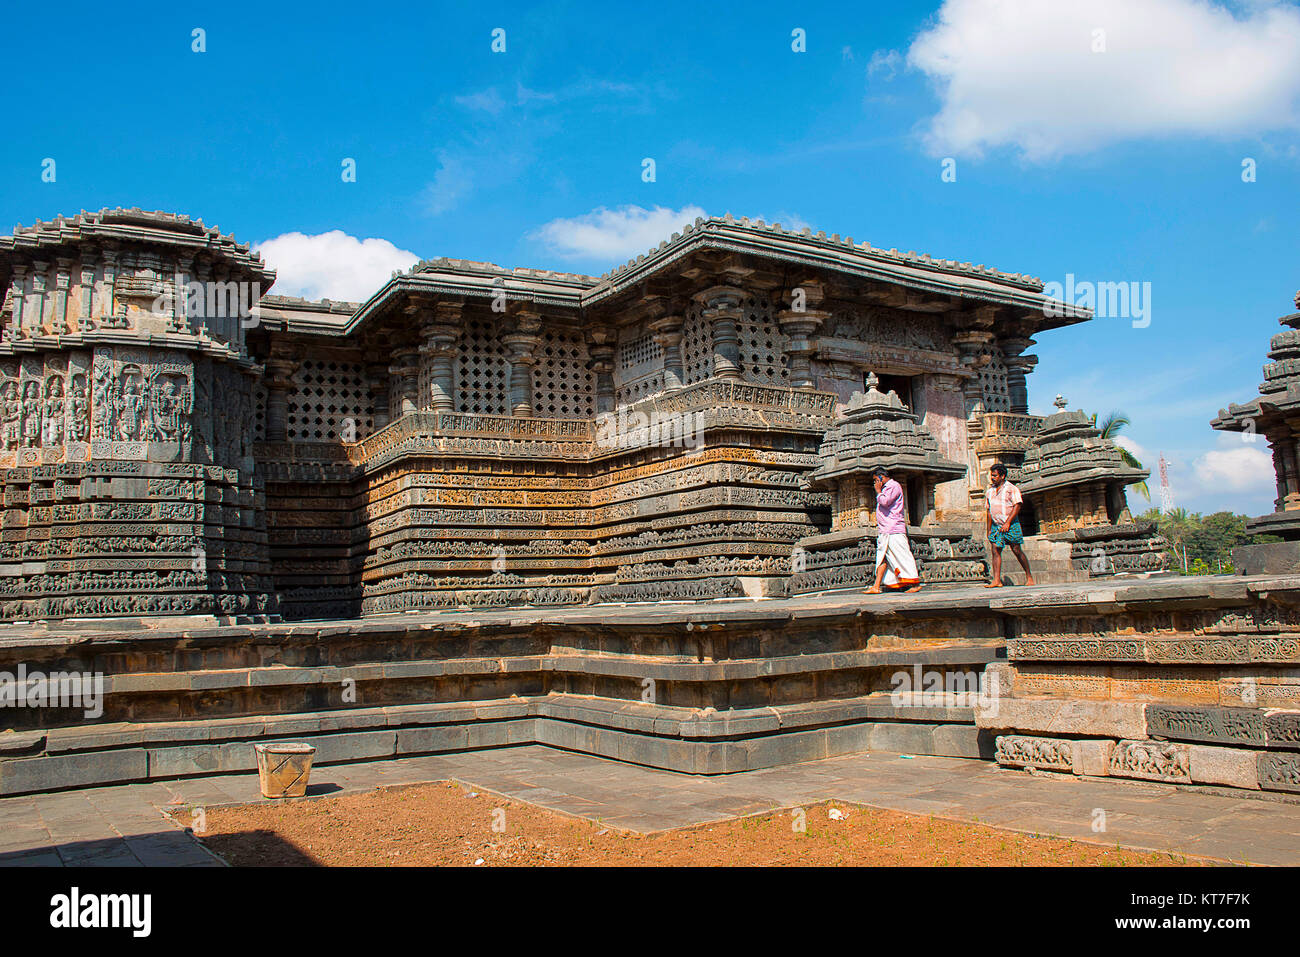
[
  {"xmin": 1160, "ymin": 507, "xmax": 1195, "ymax": 573},
  {"xmin": 1091, "ymin": 411, "xmax": 1150, "ymax": 501}
]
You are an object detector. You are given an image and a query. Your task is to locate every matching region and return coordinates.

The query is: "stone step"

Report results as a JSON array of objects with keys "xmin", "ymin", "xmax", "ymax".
[{"xmin": 0, "ymin": 693, "xmax": 988, "ymax": 794}]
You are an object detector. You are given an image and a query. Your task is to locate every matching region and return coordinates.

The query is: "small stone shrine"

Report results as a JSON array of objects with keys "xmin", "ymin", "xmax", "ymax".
[
  {"xmin": 789, "ymin": 372, "xmax": 983, "ymax": 592},
  {"xmin": 1212, "ymin": 288, "xmax": 1300, "ymax": 572},
  {"xmin": 1016, "ymin": 396, "xmax": 1165, "ymax": 580}
]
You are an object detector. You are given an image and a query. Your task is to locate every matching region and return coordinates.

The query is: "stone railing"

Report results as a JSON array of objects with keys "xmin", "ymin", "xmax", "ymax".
[
  {"xmin": 348, "ymin": 410, "xmax": 596, "ymax": 468},
  {"xmin": 253, "ymin": 440, "xmax": 352, "ymax": 463},
  {"xmin": 342, "ymin": 378, "xmax": 839, "ymax": 469}
]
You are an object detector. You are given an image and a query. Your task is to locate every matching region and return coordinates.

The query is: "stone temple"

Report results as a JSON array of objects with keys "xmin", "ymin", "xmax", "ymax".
[
  {"xmin": 0, "ymin": 208, "xmax": 1166, "ymax": 625},
  {"xmin": 28, "ymin": 209, "xmax": 1300, "ymax": 801}
]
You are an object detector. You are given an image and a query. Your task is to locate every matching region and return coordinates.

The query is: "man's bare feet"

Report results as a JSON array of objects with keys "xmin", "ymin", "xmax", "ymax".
[
  {"xmin": 905, "ymin": 583, "xmax": 923, "ymax": 593},
  {"xmin": 1025, "ymin": 576, "xmax": 1036, "ymax": 586},
  {"xmin": 984, "ymin": 581, "xmax": 1003, "ymax": 588},
  {"xmin": 865, "ymin": 586, "xmax": 882, "ymax": 594}
]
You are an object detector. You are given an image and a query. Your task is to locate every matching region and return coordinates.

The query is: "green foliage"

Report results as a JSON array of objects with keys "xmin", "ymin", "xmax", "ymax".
[
  {"xmin": 1135, "ymin": 508, "xmax": 1277, "ymax": 574},
  {"xmin": 1090, "ymin": 410, "xmax": 1149, "ymax": 501}
]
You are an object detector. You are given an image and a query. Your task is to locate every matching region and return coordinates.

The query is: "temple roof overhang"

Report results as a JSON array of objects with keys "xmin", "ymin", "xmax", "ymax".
[
  {"xmin": 0, "ymin": 207, "xmax": 274, "ymax": 286},
  {"xmin": 290, "ymin": 215, "xmax": 1093, "ymax": 339}
]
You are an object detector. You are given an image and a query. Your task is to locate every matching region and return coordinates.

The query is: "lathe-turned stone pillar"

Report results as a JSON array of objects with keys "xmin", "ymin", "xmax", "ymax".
[
  {"xmin": 7, "ymin": 265, "xmax": 27, "ymax": 337},
  {"xmin": 778, "ymin": 281, "xmax": 829, "ymax": 389},
  {"xmin": 696, "ymin": 286, "xmax": 745, "ymax": 382},
  {"xmin": 29, "ymin": 261, "xmax": 49, "ymax": 333},
  {"xmin": 263, "ymin": 356, "xmax": 299, "ymax": 442},
  {"xmin": 585, "ymin": 326, "xmax": 616, "ymax": 414},
  {"xmin": 77, "ymin": 250, "xmax": 97, "ymax": 328},
  {"xmin": 389, "ymin": 348, "xmax": 421, "ymax": 416},
  {"xmin": 420, "ymin": 302, "xmax": 462, "ymax": 413},
  {"xmin": 366, "ymin": 359, "xmax": 391, "ymax": 429},
  {"xmin": 649, "ymin": 315, "xmax": 686, "ymax": 391},
  {"xmin": 503, "ymin": 313, "xmax": 543, "ymax": 417},
  {"xmin": 101, "ymin": 246, "xmax": 123, "ymax": 328},
  {"xmin": 1000, "ymin": 336, "xmax": 1038, "ymax": 414},
  {"xmin": 953, "ymin": 329, "xmax": 994, "ymax": 419},
  {"xmin": 54, "ymin": 259, "xmax": 74, "ymax": 334}
]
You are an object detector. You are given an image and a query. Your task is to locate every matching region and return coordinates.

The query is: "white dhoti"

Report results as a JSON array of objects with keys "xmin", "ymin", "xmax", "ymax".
[{"xmin": 876, "ymin": 533, "xmax": 921, "ymax": 588}]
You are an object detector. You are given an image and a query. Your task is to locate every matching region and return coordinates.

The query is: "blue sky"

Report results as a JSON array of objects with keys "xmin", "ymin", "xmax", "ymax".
[{"xmin": 2, "ymin": 0, "xmax": 1297, "ymax": 516}]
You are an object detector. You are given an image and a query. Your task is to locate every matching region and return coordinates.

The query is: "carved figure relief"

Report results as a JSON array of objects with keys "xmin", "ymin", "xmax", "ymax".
[
  {"xmin": 1, "ymin": 381, "xmax": 19, "ymax": 450},
  {"xmin": 149, "ymin": 372, "xmax": 192, "ymax": 442},
  {"xmin": 41, "ymin": 376, "xmax": 64, "ymax": 447},
  {"xmin": 67, "ymin": 374, "xmax": 89, "ymax": 442},
  {"xmin": 20, "ymin": 381, "xmax": 41, "ymax": 446},
  {"xmin": 116, "ymin": 367, "xmax": 148, "ymax": 441},
  {"xmin": 92, "ymin": 353, "xmax": 114, "ymax": 439}
]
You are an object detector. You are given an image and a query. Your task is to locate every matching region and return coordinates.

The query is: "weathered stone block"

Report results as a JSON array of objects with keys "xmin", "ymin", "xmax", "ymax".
[
  {"xmin": 1147, "ymin": 704, "xmax": 1265, "ymax": 747},
  {"xmin": 994, "ymin": 734, "xmax": 1074, "ymax": 772},
  {"xmin": 929, "ymin": 723, "xmax": 986, "ymax": 759},
  {"xmin": 1070, "ymin": 739, "xmax": 1114, "ymax": 777},
  {"xmin": 298, "ymin": 731, "xmax": 395, "ymax": 764},
  {"xmin": 977, "ymin": 698, "xmax": 1147, "ymax": 739},
  {"xmin": 0, "ymin": 748, "xmax": 147, "ymax": 796},
  {"xmin": 1109, "ymin": 739, "xmax": 1190, "ymax": 783},
  {"xmin": 1230, "ymin": 541, "xmax": 1300, "ymax": 576},
  {"xmin": 396, "ymin": 725, "xmax": 469, "ymax": 755},
  {"xmin": 1258, "ymin": 752, "xmax": 1300, "ymax": 793},
  {"xmin": 1264, "ymin": 710, "xmax": 1300, "ymax": 750},
  {"xmin": 1187, "ymin": 745, "xmax": 1260, "ymax": 790}
]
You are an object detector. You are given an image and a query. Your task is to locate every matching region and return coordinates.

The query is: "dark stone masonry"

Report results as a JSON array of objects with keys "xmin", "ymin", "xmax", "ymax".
[
  {"xmin": 0, "ymin": 208, "xmax": 1163, "ymax": 624},
  {"xmin": 11, "ymin": 207, "xmax": 1299, "ymax": 801}
]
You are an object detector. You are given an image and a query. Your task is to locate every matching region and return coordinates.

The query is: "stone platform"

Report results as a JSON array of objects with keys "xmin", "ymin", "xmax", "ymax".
[
  {"xmin": 976, "ymin": 574, "xmax": 1300, "ymax": 795},
  {"xmin": 2, "ymin": 574, "xmax": 1296, "ymax": 797}
]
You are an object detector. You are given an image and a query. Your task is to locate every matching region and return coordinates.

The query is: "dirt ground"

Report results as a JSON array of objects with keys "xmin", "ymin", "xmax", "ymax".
[{"xmin": 186, "ymin": 781, "xmax": 1208, "ymax": 866}]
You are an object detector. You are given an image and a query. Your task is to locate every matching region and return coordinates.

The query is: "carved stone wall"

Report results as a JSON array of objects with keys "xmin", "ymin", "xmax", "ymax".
[{"xmin": 977, "ymin": 580, "xmax": 1300, "ymax": 794}]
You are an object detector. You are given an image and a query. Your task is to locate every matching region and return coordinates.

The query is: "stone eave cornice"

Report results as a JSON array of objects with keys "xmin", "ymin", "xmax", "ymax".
[
  {"xmin": 0, "ymin": 208, "xmax": 273, "ymax": 282},
  {"xmin": 217, "ymin": 214, "xmax": 1093, "ymax": 340},
  {"xmin": 1210, "ymin": 390, "xmax": 1300, "ymax": 432},
  {"xmin": 581, "ymin": 217, "xmax": 1091, "ymax": 333},
  {"xmin": 0, "ymin": 329, "xmax": 258, "ymax": 369},
  {"xmin": 252, "ymin": 295, "xmax": 361, "ymax": 335},
  {"xmin": 1020, "ymin": 464, "xmax": 1149, "ymax": 496},
  {"xmin": 332, "ymin": 270, "xmax": 590, "ymax": 338},
  {"xmin": 809, "ymin": 455, "xmax": 967, "ymax": 487}
]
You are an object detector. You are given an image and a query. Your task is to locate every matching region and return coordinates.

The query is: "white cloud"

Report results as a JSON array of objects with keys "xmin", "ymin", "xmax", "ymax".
[
  {"xmin": 422, "ymin": 151, "xmax": 474, "ymax": 215},
  {"xmin": 867, "ymin": 49, "xmax": 901, "ymax": 81},
  {"xmin": 1114, "ymin": 434, "xmax": 1149, "ymax": 462},
  {"xmin": 908, "ymin": 0, "xmax": 1300, "ymax": 160},
  {"xmin": 254, "ymin": 230, "xmax": 420, "ymax": 302},
  {"xmin": 530, "ymin": 204, "xmax": 708, "ymax": 261},
  {"xmin": 1192, "ymin": 442, "xmax": 1275, "ymax": 495},
  {"xmin": 454, "ymin": 88, "xmax": 506, "ymax": 114}
]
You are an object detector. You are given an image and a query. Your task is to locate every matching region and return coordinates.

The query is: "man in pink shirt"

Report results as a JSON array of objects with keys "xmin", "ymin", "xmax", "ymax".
[{"xmin": 866, "ymin": 468, "xmax": 922, "ymax": 594}]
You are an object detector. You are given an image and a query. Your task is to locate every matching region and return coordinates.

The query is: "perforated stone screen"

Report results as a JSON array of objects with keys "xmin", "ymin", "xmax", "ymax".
[
  {"xmin": 615, "ymin": 330, "xmax": 664, "ymax": 406},
  {"xmin": 252, "ymin": 382, "xmax": 267, "ymax": 440},
  {"xmin": 681, "ymin": 305, "xmax": 714, "ymax": 384},
  {"xmin": 738, "ymin": 296, "xmax": 789, "ymax": 386},
  {"xmin": 978, "ymin": 346, "xmax": 1011, "ymax": 413},
  {"xmin": 455, "ymin": 317, "xmax": 510, "ymax": 415},
  {"xmin": 535, "ymin": 327, "xmax": 595, "ymax": 418},
  {"xmin": 286, "ymin": 358, "xmax": 374, "ymax": 442}
]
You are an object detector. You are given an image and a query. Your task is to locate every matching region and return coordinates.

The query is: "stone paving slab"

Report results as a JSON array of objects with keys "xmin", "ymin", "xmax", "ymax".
[{"xmin": 4, "ymin": 745, "xmax": 1300, "ymax": 865}]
